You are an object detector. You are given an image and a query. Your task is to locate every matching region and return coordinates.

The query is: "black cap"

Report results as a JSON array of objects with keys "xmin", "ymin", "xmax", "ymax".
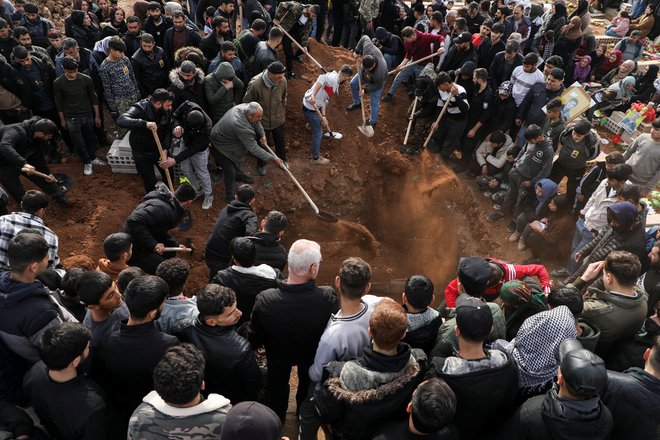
[
  {"xmin": 61, "ymin": 56, "xmax": 79, "ymax": 71},
  {"xmin": 454, "ymin": 31, "xmax": 472, "ymax": 44},
  {"xmin": 12, "ymin": 45, "xmax": 29, "ymax": 60},
  {"xmin": 219, "ymin": 402, "xmax": 282, "ymax": 440},
  {"xmin": 455, "ymin": 294, "xmax": 493, "ymax": 340},
  {"xmin": 267, "ymin": 61, "xmax": 286, "ymax": 74},
  {"xmin": 559, "ymin": 339, "xmax": 608, "ymax": 399},
  {"xmin": 186, "ymin": 110, "xmax": 205, "ymax": 129},
  {"xmin": 457, "ymin": 257, "xmax": 491, "ymax": 297},
  {"xmin": 24, "ymin": 3, "xmax": 39, "ymax": 13}
]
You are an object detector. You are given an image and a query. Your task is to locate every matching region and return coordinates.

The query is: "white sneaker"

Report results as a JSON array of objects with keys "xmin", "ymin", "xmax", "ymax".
[
  {"xmin": 83, "ymin": 164, "xmax": 92, "ymax": 175},
  {"xmin": 310, "ymin": 157, "xmax": 330, "ymax": 165},
  {"xmin": 508, "ymin": 231, "xmax": 521, "ymax": 242},
  {"xmin": 91, "ymin": 157, "xmax": 106, "ymax": 165},
  {"xmin": 202, "ymin": 195, "xmax": 213, "ymax": 210}
]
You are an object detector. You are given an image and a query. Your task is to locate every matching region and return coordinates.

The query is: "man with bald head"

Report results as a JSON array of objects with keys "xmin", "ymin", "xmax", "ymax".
[{"xmin": 248, "ymin": 239, "xmax": 339, "ymax": 420}]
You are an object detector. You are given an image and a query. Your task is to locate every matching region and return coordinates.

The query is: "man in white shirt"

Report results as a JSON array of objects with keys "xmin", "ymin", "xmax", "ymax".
[{"xmin": 510, "ymin": 52, "xmax": 543, "ymax": 107}]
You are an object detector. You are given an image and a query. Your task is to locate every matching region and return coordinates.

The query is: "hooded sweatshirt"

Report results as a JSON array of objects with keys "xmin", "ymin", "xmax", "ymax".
[
  {"xmin": 204, "ymin": 200, "xmax": 258, "ymax": 263},
  {"xmin": 204, "ymin": 62, "xmax": 244, "ymax": 122},
  {"xmin": 535, "ymin": 179, "xmax": 558, "ymax": 217}
]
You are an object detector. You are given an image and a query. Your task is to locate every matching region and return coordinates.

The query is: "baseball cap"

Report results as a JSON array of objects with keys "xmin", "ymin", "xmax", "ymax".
[
  {"xmin": 455, "ymin": 294, "xmax": 493, "ymax": 340},
  {"xmin": 61, "ymin": 56, "xmax": 79, "ymax": 71},
  {"xmin": 219, "ymin": 401, "xmax": 282, "ymax": 440},
  {"xmin": 457, "ymin": 256, "xmax": 491, "ymax": 297},
  {"xmin": 559, "ymin": 339, "xmax": 608, "ymax": 399},
  {"xmin": 454, "ymin": 31, "xmax": 472, "ymax": 44}
]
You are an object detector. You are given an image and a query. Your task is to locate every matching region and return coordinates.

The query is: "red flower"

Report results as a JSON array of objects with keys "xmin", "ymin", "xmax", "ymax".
[{"xmin": 612, "ymin": 135, "xmax": 622, "ymax": 144}]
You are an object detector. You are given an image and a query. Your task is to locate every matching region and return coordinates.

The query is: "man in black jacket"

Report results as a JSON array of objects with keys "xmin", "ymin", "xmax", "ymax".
[
  {"xmin": 251, "ymin": 27, "xmax": 282, "ymax": 79},
  {"xmin": 249, "ymin": 210, "xmax": 288, "ymax": 271},
  {"xmin": 313, "ymin": 301, "xmax": 426, "ymax": 440},
  {"xmin": 205, "ymin": 184, "xmax": 258, "ymax": 279},
  {"xmin": 212, "ymin": 237, "xmax": 278, "ymax": 326},
  {"xmin": 123, "ymin": 183, "xmax": 196, "ymax": 274},
  {"xmin": 498, "ymin": 339, "xmax": 612, "ymax": 440},
  {"xmin": 177, "ymin": 284, "xmax": 262, "ymax": 402},
  {"xmin": 123, "ymin": 16, "xmax": 143, "ymax": 57},
  {"xmin": 488, "ymin": 40, "xmax": 522, "ymax": 91},
  {"xmin": 163, "ymin": 11, "xmax": 201, "ymax": 66},
  {"xmin": 602, "ymin": 336, "xmax": 660, "ymax": 439},
  {"xmin": 0, "ymin": 117, "xmax": 68, "ymax": 204},
  {"xmin": 143, "ymin": 2, "xmax": 172, "ymax": 49},
  {"xmin": 92, "ymin": 275, "xmax": 179, "ymax": 437},
  {"xmin": 131, "ymin": 33, "xmax": 170, "ymax": 99},
  {"xmin": 117, "ymin": 88, "xmax": 174, "ymax": 193},
  {"xmin": 515, "ymin": 68, "xmax": 565, "ymax": 148},
  {"xmin": 0, "ymin": 53, "xmax": 31, "ymax": 125},
  {"xmin": 249, "ymin": 239, "xmax": 338, "ymax": 420},
  {"xmin": 199, "ymin": 16, "xmax": 232, "ymax": 61}
]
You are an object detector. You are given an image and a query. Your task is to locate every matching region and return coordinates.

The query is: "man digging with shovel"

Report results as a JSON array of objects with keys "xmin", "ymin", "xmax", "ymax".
[
  {"xmin": 302, "ymin": 64, "xmax": 353, "ymax": 165},
  {"xmin": 347, "ymin": 35, "xmax": 388, "ymax": 131}
]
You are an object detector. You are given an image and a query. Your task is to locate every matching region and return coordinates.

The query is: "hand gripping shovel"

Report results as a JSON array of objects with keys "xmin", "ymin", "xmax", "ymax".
[
  {"xmin": 262, "ymin": 143, "xmax": 338, "ymax": 223},
  {"xmin": 422, "ymin": 95, "xmax": 452, "ymax": 150},
  {"xmin": 356, "ymin": 65, "xmax": 374, "ymax": 138},
  {"xmin": 22, "ymin": 167, "xmax": 73, "ymax": 193},
  {"xmin": 275, "ymin": 25, "xmax": 328, "ymax": 73},
  {"xmin": 312, "ymin": 106, "xmax": 342, "ymax": 140}
]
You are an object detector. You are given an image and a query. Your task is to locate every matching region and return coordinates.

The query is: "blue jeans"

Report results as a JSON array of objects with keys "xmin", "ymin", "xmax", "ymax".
[
  {"xmin": 349, "ymin": 74, "xmax": 383, "ymax": 124},
  {"xmin": 383, "ymin": 53, "xmax": 397, "ymax": 71},
  {"xmin": 567, "ymin": 218, "xmax": 594, "ymax": 273},
  {"xmin": 387, "ymin": 62, "xmax": 423, "ymax": 96},
  {"xmin": 302, "ymin": 106, "xmax": 322, "ymax": 159},
  {"xmin": 66, "ymin": 114, "xmax": 98, "ymax": 164}
]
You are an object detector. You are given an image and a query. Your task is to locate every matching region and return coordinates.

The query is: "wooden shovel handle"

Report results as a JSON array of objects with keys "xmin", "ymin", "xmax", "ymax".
[
  {"xmin": 423, "ymin": 95, "xmax": 452, "ymax": 149},
  {"xmin": 151, "ymin": 130, "xmax": 175, "ymax": 193}
]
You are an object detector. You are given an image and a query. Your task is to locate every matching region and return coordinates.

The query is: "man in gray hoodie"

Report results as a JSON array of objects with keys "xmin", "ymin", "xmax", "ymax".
[
  {"xmin": 623, "ymin": 118, "xmax": 660, "ymax": 194},
  {"xmin": 347, "ymin": 35, "xmax": 388, "ymax": 127}
]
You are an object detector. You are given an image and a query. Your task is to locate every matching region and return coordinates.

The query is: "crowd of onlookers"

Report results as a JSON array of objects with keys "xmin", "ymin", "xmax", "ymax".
[{"xmin": 1, "ymin": 0, "xmax": 660, "ymax": 437}]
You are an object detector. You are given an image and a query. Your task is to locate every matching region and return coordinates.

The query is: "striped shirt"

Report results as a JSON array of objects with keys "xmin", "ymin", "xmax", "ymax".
[{"xmin": 0, "ymin": 212, "xmax": 59, "ymax": 268}]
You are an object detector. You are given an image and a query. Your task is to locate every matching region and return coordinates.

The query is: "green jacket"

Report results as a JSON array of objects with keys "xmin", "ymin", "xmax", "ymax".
[
  {"xmin": 243, "ymin": 71, "xmax": 287, "ymax": 130},
  {"xmin": 580, "ymin": 286, "xmax": 647, "ymax": 343},
  {"xmin": 204, "ymin": 62, "xmax": 245, "ymax": 122},
  {"xmin": 359, "ymin": 0, "xmax": 379, "ymax": 22},
  {"xmin": 274, "ymin": 1, "xmax": 314, "ymax": 47},
  {"xmin": 210, "ymin": 103, "xmax": 274, "ymax": 167}
]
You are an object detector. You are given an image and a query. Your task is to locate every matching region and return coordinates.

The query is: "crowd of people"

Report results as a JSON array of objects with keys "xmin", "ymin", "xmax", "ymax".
[{"xmin": 1, "ymin": 0, "xmax": 660, "ymax": 438}]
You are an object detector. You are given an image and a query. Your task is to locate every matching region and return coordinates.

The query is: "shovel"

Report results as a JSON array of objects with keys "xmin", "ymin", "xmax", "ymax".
[
  {"xmin": 22, "ymin": 168, "xmax": 73, "ymax": 193},
  {"xmin": 262, "ymin": 143, "xmax": 338, "ymax": 223},
  {"xmin": 387, "ymin": 52, "xmax": 439, "ymax": 76},
  {"xmin": 422, "ymin": 94, "xmax": 452, "ymax": 150},
  {"xmin": 400, "ymin": 97, "xmax": 419, "ymax": 154},
  {"xmin": 312, "ymin": 106, "xmax": 342, "ymax": 139},
  {"xmin": 275, "ymin": 25, "xmax": 328, "ymax": 73},
  {"xmin": 356, "ymin": 66, "xmax": 374, "ymax": 138}
]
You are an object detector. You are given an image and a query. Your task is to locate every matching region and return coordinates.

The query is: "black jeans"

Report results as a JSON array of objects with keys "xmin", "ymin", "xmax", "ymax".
[
  {"xmin": 501, "ymin": 168, "xmax": 534, "ymax": 218},
  {"xmin": 266, "ymin": 355, "xmax": 313, "ymax": 421},
  {"xmin": 215, "ymin": 150, "xmax": 237, "ymax": 203},
  {"xmin": 133, "ymin": 149, "xmax": 168, "ymax": 194},
  {"xmin": 550, "ymin": 162, "xmax": 585, "ymax": 210},
  {"xmin": 128, "ymin": 237, "xmax": 178, "ymax": 274},
  {"xmin": 0, "ymin": 155, "xmax": 62, "ymax": 204},
  {"xmin": 282, "ymin": 24, "xmax": 304, "ymax": 71},
  {"xmin": 206, "ymin": 256, "xmax": 230, "ymax": 282},
  {"xmin": 257, "ymin": 124, "xmax": 286, "ymax": 167}
]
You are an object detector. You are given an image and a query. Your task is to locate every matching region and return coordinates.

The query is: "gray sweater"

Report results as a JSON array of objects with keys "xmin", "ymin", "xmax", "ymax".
[
  {"xmin": 354, "ymin": 35, "xmax": 388, "ymax": 93},
  {"xmin": 624, "ymin": 133, "xmax": 660, "ymax": 191},
  {"xmin": 514, "ymin": 138, "xmax": 554, "ymax": 182},
  {"xmin": 210, "ymin": 103, "xmax": 274, "ymax": 167}
]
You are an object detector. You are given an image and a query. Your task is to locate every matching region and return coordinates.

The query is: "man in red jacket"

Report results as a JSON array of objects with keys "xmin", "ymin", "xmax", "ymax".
[
  {"xmin": 444, "ymin": 256, "xmax": 551, "ymax": 308},
  {"xmin": 382, "ymin": 27, "xmax": 444, "ymax": 102}
]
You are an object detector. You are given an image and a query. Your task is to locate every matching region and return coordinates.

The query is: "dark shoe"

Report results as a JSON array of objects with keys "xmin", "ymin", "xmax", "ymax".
[
  {"xmin": 295, "ymin": 55, "xmax": 304, "ymax": 64},
  {"xmin": 382, "ymin": 93, "xmax": 393, "ymax": 102},
  {"xmin": 257, "ymin": 166, "xmax": 267, "ymax": 176},
  {"xmin": 346, "ymin": 102, "xmax": 361, "ymax": 111},
  {"xmin": 235, "ymin": 174, "xmax": 254, "ymax": 184},
  {"xmin": 54, "ymin": 192, "xmax": 69, "ymax": 206},
  {"xmin": 506, "ymin": 221, "xmax": 516, "ymax": 233},
  {"xmin": 287, "ymin": 72, "xmax": 296, "ymax": 80},
  {"xmin": 210, "ymin": 168, "xmax": 223, "ymax": 182},
  {"xmin": 487, "ymin": 211, "xmax": 505, "ymax": 222}
]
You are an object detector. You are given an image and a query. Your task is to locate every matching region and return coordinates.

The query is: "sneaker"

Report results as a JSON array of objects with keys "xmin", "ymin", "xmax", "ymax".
[
  {"xmin": 295, "ymin": 54, "xmax": 304, "ymax": 64},
  {"xmin": 517, "ymin": 236, "xmax": 526, "ymax": 251},
  {"xmin": 487, "ymin": 211, "xmax": 505, "ymax": 222},
  {"xmin": 484, "ymin": 191, "xmax": 493, "ymax": 198},
  {"xmin": 506, "ymin": 221, "xmax": 517, "ymax": 233},
  {"xmin": 551, "ymin": 268, "xmax": 569, "ymax": 277},
  {"xmin": 346, "ymin": 102, "xmax": 361, "ymax": 111},
  {"xmin": 508, "ymin": 231, "xmax": 521, "ymax": 242},
  {"xmin": 310, "ymin": 156, "xmax": 330, "ymax": 165},
  {"xmin": 83, "ymin": 164, "xmax": 92, "ymax": 175},
  {"xmin": 202, "ymin": 195, "xmax": 213, "ymax": 210},
  {"xmin": 382, "ymin": 93, "xmax": 393, "ymax": 102},
  {"xmin": 287, "ymin": 71, "xmax": 296, "ymax": 80},
  {"xmin": 91, "ymin": 157, "xmax": 106, "ymax": 165},
  {"xmin": 493, "ymin": 203, "xmax": 502, "ymax": 211},
  {"xmin": 257, "ymin": 166, "xmax": 267, "ymax": 176},
  {"xmin": 235, "ymin": 174, "xmax": 254, "ymax": 184}
]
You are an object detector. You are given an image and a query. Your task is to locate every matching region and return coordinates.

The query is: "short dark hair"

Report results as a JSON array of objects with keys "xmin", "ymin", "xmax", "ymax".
[
  {"xmin": 124, "ymin": 275, "xmax": 169, "ymax": 319},
  {"xmin": 549, "ymin": 67, "xmax": 565, "ymax": 81},
  {"xmin": 362, "ymin": 54, "xmax": 376, "ymax": 70},
  {"xmin": 490, "ymin": 130, "xmax": 505, "ymax": 145},
  {"xmin": 404, "ymin": 275, "xmax": 434, "ymax": 309},
  {"xmin": 172, "ymin": 10, "xmax": 186, "ymax": 20},
  {"xmin": 650, "ymin": 336, "xmax": 660, "ymax": 371},
  {"xmin": 618, "ymin": 184, "xmax": 641, "ymax": 204},
  {"xmin": 546, "ymin": 97, "xmax": 563, "ymax": 111},
  {"xmin": 491, "ymin": 22, "xmax": 504, "ymax": 33},
  {"xmin": 251, "ymin": 18, "xmax": 267, "ymax": 30},
  {"xmin": 236, "ymin": 184, "xmax": 256, "ymax": 203},
  {"xmin": 607, "ymin": 163, "xmax": 633, "ymax": 181},
  {"xmin": 338, "ymin": 257, "xmax": 372, "ymax": 300},
  {"xmin": 196, "ymin": 284, "xmax": 236, "ymax": 318},
  {"xmin": 61, "ymin": 268, "xmax": 85, "ymax": 298},
  {"xmin": 548, "ymin": 286, "xmax": 584, "ymax": 317},
  {"xmin": 605, "ymin": 151, "xmax": 625, "ymax": 164},
  {"xmin": 20, "ymin": 190, "xmax": 48, "ymax": 214},
  {"xmin": 13, "ymin": 26, "xmax": 29, "ymax": 39},
  {"xmin": 604, "ymin": 251, "xmax": 641, "ymax": 287},
  {"xmin": 151, "ymin": 88, "xmax": 173, "ymax": 103},
  {"xmin": 8, "ymin": 232, "xmax": 48, "ymax": 273},
  {"xmin": 107, "ymin": 36, "xmax": 126, "ymax": 53},
  {"xmin": 474, "ymin": 67, "xmax": 488, "ymax": 83},
  {"xmin": 103, "ymin": 232, "xmax": 132, "ymax": 261},
  {"xmin": 269, "ymin": 26, "xmax": 283, "ymax": 39},
  {"xmin": 34, "ymin": 118, "xmax": 58, "ymax": 135},
  {"xmin": 146, "ymin": 1, "xmax": 161, "ymax": 11},
  {"xmin": 212, "ymin": 16, "xmax": 227, "ymax": 28},
  {"xmin": 77, "ymin": 271, "xmax": 113, "ymax": 306},
  {"xmin": 435, "ymin": 71, "xmax": 452, "ymax": 85},
  {"xmin": 524, "ymin": 124, "xmax": 542, "ymax": 140},
  {"xmin": 339, "ymin": 64, "xmax": 353, "ymax": 77},
  {"xmin": 545, "ymin": 55, "xmax": 563, "ymax": 68},
  {"xmin": 140, "ymin": 33, "xmax": 155, "ymax": 44},
  {"xmin": 116, "ymin": 266, "xmax": 144, "ymax": 294},
  {"xmin": 156, "ymin": 258, "xmax": 190, "ymax": 297},
  {"xmin": 264, "ymin": 210, "xmax": 287, "ymax": 234},
  {"xmin": 0, "ymin": 18, "xmax": 7, "ymax": 29},
  {"xmin": 410, "ymin": 378, "xmax": 457, "ymax": 433},
  {"xmin": 401, "ymin": 26, "xmax": 415, "ymax": 38},
  {"xmin": 431, "ymin": 11, "xmax": 443, "ymax": 23},
  {"xmin": 153, "ymin": 344, "xmax": 205, "ymax": 405},
  {"xmin": 523, "ymin": 52, "xmax": 538, "ymax": 66},
  {"xmin": 39, "ymin": 323, "xmax": 90, "ymax": 370},
  {"xmin": 220, "ymin": 40, "xmax": 236, "ymax": 52},
  {"xmin": 308, "ymin": 4, "xmax": 320, "ymax": 15},
  {"xmin": 126, "ymin": 15, "xmax": 141, "ymax": 24},
  {"xmin": 230, "ymin": 237, "xmax": 256, "ymax": 267},
  {"xmin": 174, "ymin": 183, "xmax": 196, "ymax": 202}
]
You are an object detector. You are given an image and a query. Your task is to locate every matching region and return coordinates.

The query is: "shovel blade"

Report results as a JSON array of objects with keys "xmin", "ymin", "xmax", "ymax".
[
  {"xmin": 358, "ymin": 125, "xmax": 374, "ymax": 138},
  {"xmin": 178, "ymin": 210, "xmax": 193, "ymax": 232},
  {"xmin": 316, "ymin": 210, "xmax": 339, "ymax": 223},
  {"xmin": 54, "ymin": 173, "xmax": 73, "ymax": 192}
]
